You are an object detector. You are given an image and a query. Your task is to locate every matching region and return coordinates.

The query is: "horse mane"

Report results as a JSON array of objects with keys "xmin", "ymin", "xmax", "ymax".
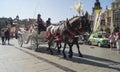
[
  {"xmin": 52, "ymin": 20, "xmax": 66, "ymax": 26},
  {"xmin": 54, "ymin": 16, "xmax": 80, "ymax": 25},
  {"xmin": 69, "ymin": 16, "xmax": 80, "ymax": 24}
]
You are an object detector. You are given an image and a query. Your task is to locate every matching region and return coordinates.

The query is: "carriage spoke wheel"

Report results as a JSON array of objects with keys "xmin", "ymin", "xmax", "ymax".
[
  {"xmin": 51, "ymin": 40, "xmax": 56, "ymax": 48},
  {"xmin": 18, "ymin": 35, "xmax": 23, "ymax": 47},
  {"xmin": 31, "ymin": 37, "xmax": 39, "ymax": 51},
  {"xmin": 49, "ymin": 37, "xmax": 56, "ymax": 48},
  {"xmin": 35, "ymin": 38, "xmax": 39, "ymax": 51}
]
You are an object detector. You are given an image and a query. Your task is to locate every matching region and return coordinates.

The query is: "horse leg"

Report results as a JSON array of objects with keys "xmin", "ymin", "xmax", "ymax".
[
  {"xmin": 56, "ymin": 43, "xmax": 61, "ymax": 54},
  {"xmin": 35, "ymin": 38, "xmax": 39, "ymax": 51},
  {"xmin": 68, "ymin": 43, "xmax": 73, "ymax": 58},
  {"xmin": 4, "ymin": 38, "xmax": 6, "ymax": 45},
  {"xmin": 59, "ymin": 43, "xmax": 62, "ymax": 48},
  {"xmin": 62, "ymin": 43, "xmax": 67, "ymax": 58},
  {"xmin": 2, "ymin": 37, "xmax": 5, "ymax": 45},
  {"xmin": 8, "ymin": 38, "xmax": 10, "ymax": 44},
  {"xmin": 58, "ymin": 43, "xmax": 62, "ymax": 53},
  {"xmin": 76, "ymin": 42, "xmax": 83, "ymax": 57},
  {"xmin": 47, "ymin": 36, "xmax": 55, "ymax": 55},
  {"xmin": 48, "ymin": 41, "xmax": 53, "ymax": 55}
]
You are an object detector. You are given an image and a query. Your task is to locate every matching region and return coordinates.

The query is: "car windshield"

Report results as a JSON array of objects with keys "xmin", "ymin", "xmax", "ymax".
[
  {"xmin": 98, "ymin": 34, "xmax": 102, "ymax": 38},
  {"xmin": 97, "ymin": 34, "xmax": 108, "ymax": 38},
  {"xmin": 102, "ymin": 33, "xmax": 108, "ymax": 38}
]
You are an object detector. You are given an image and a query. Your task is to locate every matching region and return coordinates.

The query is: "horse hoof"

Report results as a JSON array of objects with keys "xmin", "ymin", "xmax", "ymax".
[
  {"xmin": 79, "ymin": 54, "xmax": 83, "ymax": 57},
  {"xmin": 35, "ymin": 48, "xmax": 38, "ymax": 52},
  {"xmin": 46, "ymin": 48, "xmax": 49, "ymax": 51},
  {"xmin": 57, "ymin": 52, "xmax": 61, "ymax": 55},
  {"xmin": 57, "ymin": 50, "xmax": 61, "ymax": 54},
  {"xmin": 68, "ymin": 55, "xmax": 72, "ymax": 58},
  {"xmin": 50, "ymin": 53, "xmax": 53, "ymax": 55},
  {"xmin": 63, "ymin": 55, "xmax": 66, "ymax": 58}
]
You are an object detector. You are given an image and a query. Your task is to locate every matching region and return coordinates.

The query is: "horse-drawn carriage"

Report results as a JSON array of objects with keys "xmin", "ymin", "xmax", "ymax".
[
  {"xmin": 17, "ymin": 26, "xmax": 47, "ymax": 50},
  {"xmin": 17, "ymin": 15, "xmax": 91, "ymax": 58}
]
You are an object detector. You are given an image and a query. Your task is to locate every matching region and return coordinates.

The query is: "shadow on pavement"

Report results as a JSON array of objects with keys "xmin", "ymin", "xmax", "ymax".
[
  {"xmin": 22, "ymin": 45, "xmax": 120, "ymax": 71},
  {"xmin": 68, "ymin": 56, "xmax": 120, "ymax": 71},
  {"xmin": 14, "ymin": 46, "xmax": 76, "ymax": 72},
  {"xmin": 65, "ymin": 52, "xmax": 120, "ymax": 71},
  {"xmin": 0, "ymin": 43, "xmax": 14, "ymax": 46},
  {"xmin": 82, "ymin": 54, "xmax": 120, "ymax": 64},
  {"xmin": 25, "ymin": 46, "xmax": 62, "ymax": 55}
]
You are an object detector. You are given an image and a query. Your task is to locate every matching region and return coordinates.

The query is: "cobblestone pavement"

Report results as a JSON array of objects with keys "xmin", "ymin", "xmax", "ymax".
[{"xmin": 0, "ymin": 39, "xmax": 120, "ymax": 72}]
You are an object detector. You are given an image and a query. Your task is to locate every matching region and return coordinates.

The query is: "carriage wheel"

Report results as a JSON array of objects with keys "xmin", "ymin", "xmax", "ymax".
[
  {"xmin": 31, "ymin": 37, "xmax": 39, "ymax": 51},
  {"xmin": 35, "ymin": 38, "xmax": 39, "ymax": 51},
  {"xmin": 49, "ymin": 37, "xmax": 56, "ymax": 48},
  {"xmin": 18, "ymin": 35, "xmax": 23, "ymax": 47}
]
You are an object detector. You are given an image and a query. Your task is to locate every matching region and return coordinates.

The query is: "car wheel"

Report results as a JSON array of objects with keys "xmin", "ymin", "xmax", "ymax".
[{"xmin": 98, "ymin": 42, "xmax": 101, "ymax": 47}]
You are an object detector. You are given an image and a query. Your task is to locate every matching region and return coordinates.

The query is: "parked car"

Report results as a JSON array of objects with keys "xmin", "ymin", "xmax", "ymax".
[{"xmin": 88, "ymin": 31, "xmax": 109, "ymax": 47}]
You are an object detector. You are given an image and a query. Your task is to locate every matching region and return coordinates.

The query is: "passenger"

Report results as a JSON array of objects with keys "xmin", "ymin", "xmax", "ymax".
[
  {"xmin": 46, "ymin": 18, "xmax": 51, "ymax": 27},
  {"xmin": 37, "ymin": 14, "xmax": 46, "ymax": 34}
]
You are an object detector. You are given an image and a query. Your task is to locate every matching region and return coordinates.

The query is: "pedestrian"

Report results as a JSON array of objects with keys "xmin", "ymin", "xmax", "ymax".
[
  {"xmin": 116, "ymin": 29, "xmax": 120, "ymax": 51},
  {"xmin": 37, "ymin": 14, "xmax": 46, "ymax": 34},
  {"xmin": 109, "ymin": 33, "xmax": 115, "ymax": 48},
  {"xmin": 4, "ymin": 28, "xmax": 10, "ymax": 45},
  {"xmin": 46, "ymin": 18, "xmax": 51, "ymax": 27},
  {"xmin": 1, "ymin": 28, "xmax": 5, "ymax": 45}
]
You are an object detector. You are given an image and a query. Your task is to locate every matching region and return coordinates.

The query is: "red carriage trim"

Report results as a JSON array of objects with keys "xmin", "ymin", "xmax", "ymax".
[
  {"xmin": 53, "ymin": 32, "xmax": 59, "ymax": 36},
  {"xmin": 55, "ymin": 39, "xmax": 62, "ymax": 43},
  {"xmin": 55, "ymin": 35, "xmax": 63, "ymax": 43},
  {"xmin": 79, "ymin": 25, "xmax": 82, "ymax": 30},
  {"xmin": 58, "ymin": 35, "xmax": 63, "ymax": 39},
  {"xmin": 70, "ymin": 34, "xmax": 75, "ymax": 39},
  {"xmin": 46, "ymin": 34, "xmax": 52, "ymax": 40}
]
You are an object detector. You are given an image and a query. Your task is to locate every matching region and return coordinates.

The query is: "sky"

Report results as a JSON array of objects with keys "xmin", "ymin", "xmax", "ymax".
[{"xmin": 0, "ymin": 0, "xmax": 114, "ymax": 23}]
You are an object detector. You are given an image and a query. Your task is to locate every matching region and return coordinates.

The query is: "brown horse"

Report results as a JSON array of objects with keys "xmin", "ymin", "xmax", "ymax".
[{"xmin": 46, "ymin": 16, "xmax": 84, "ymax": 58}]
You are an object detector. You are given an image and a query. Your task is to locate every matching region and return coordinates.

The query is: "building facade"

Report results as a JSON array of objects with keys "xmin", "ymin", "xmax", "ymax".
[
  {"xmin": 89, "ymin": 0, "xmax": 120, "ymax": 33},
  {"xmin": 101, "ymin": 7, "xmax": 112, "ymax": 33},
  {"xmin": 100, "ymin": 0, "xmax": 120, "ymax": 33},
  {"xmin": 112, "ymin": 0, "xmax": 120, "ymax": 32}
]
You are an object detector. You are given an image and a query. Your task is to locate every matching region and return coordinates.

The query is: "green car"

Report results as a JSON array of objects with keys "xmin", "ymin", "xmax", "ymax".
[{"xmin": 88, "ymin": 32, "xmax": 109, "ymax": 47}]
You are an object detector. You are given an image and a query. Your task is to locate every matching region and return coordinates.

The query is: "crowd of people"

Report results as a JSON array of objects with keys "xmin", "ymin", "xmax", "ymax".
[{"xmin": 109, "ymin": 30, "xmax": 120, "ymax": 51}]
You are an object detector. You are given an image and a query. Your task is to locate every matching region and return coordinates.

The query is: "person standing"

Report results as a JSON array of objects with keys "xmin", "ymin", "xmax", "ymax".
[
  {"xmin": 1, "ymin": 28, "xmax": 5, "ymax": 45},
  {"xmin": 4, "ymin": 28, "xmax": 10, "ymax": 44},
  {"xmin": 116, "ymin": 29, "xmax": 120, "ymax": 51},
  {"xmin": 109, "ymin": 33, "xmax": 115, "ymax": 48}
]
